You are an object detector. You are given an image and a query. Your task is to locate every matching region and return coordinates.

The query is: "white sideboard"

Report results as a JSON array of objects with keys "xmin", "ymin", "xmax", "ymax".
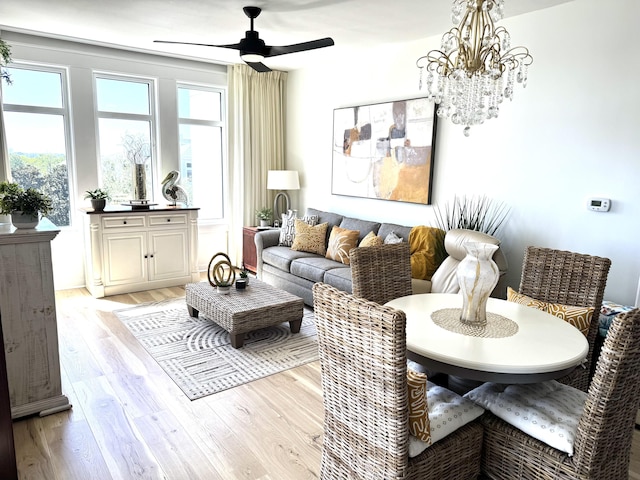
[
  {"xmin": 84, "ymin": 207, "xmax": 200, "ymax": 298},
  {"xmin": 0, "ymin": 218, "xmax": 71, "ymax": 418}
]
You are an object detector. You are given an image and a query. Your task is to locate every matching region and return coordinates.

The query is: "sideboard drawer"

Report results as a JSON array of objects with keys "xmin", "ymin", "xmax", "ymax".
[
  {"xmin": 102, "ymin": 216, "xmax": 146, "ymax": 229},
  {"xmin": 148, "ymin": 214, "xmax": 187, "ymax": 227}
]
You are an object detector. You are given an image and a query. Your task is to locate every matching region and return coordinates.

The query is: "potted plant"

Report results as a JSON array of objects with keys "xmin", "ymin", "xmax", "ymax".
[
  {"xmin": 0, "ymin": 181, "xmax": 53, "ymax": 229},
  {"xmin": 216, "ymin": 280, "xmax": 232, "ymax": 295},
  {"xmin": 84, "ymin": 188, "xmax": 111, "ymax": 212},
  {"xmin": 239, "ymin": 267, "xmax": 250, "ymax": 286},
  {"xmin": 256, "ymin": 207, "xmax": 273, "ymax": 227}
]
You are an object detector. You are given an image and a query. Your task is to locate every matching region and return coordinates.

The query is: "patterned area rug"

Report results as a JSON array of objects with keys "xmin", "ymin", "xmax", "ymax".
[{"xmin": 114, "ymin": 297, "xmax": 318, "ymax": 400}]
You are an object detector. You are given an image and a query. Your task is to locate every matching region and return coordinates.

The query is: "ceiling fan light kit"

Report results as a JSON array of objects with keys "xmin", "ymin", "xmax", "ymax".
[{"xmin": 154, "ymin": 6, "xmax": 334, "ymax": 72}]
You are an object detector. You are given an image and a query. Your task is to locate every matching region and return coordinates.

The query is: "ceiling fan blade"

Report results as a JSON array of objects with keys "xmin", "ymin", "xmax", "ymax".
[
  {"xmin": 265, "ymin": 38, "xmax": 334, "ymax": 58},
  {"xmin": 245, "ymin": 61, "xmax": 272, "ymax": 73},
  {"xmin": 153, "ymin": 40, "xmax": 242, "ymax": 50}
]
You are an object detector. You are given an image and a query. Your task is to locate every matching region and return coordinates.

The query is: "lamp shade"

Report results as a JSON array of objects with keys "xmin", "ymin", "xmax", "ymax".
[{"xmin": 267, "ymin": 170, "xmax": 300, "ymax": 191}]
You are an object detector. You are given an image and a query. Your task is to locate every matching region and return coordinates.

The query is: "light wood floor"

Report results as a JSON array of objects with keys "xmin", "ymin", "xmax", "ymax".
[{"xmin": 11, "ymin": 285, "xmax": 640, "ymax": 479}]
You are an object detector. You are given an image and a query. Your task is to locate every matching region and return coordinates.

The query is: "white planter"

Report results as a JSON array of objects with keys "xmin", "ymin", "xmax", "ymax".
[
  {"xmin": 217, "ymin": 285, "xmax": 231, "ymax": 295},
  {"xmin": 11, "ymin": 211, "xmax": 40, "ymax": 229}
]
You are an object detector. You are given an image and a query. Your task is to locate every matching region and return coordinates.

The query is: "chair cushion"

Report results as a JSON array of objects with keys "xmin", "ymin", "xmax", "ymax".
[
  {"xmin": 408, "ymin": 382, "xmax": 485, "ymax": 458},
  {"xmin": 325, "ymin": 226, "xmax": 360, "ymax": 265},
  {"xmin": 464, "ymin": 380, "xmax": 586, "ymax": 456},
  {"xmin": 407, "ymin": 369, "xmax": 431, "ymax": 444},
  {"xmin": 359, "ymin": 231, "xmax": 383, "ymax": 247},
  {"xmin": 506, "ymin": 287, "xmax": 594, "ymax": 337},
  {"xmin": 279, "ymin": 211, "xmax": 318, "ymax": 247},
  {"xmin": 291, "ymin": 220, "xmax": 328, "ymax": 255}
]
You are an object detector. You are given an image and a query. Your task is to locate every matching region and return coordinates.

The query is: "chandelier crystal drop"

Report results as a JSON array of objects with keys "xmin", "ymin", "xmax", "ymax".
[{"xmin": 416, "ymin": 0, "xmax": 532, "ymax": 136}]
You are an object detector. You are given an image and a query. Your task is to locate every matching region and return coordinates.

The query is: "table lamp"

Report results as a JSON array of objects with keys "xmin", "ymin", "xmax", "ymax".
[{"xmin": 267, "ymin": 170, "xmax": 300, "ymax": 222}]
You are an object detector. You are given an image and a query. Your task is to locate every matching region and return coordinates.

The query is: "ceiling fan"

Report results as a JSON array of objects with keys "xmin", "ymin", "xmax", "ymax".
[{"xmin": 154, "ymin": 6, "xmax": 334, "ymax": 72}]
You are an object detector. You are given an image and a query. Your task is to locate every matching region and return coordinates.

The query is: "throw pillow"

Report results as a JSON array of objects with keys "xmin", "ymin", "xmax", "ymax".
[
  {"xmin": 408, "ymin": 226, "xmax": 446, "ymax": 280},
  {"xmin": 384, "ymin": 231, "xmax": 403, "ymax": 244},
  {"xmin": 325, "ymin": 226, "xmax": 360, "ymax": 265},
  {"xmin": 506, "ymin": 287, "xmax": 594, "ymax": 337},
  {"xmin": 291, "ymin": 220, "xmax": 329, "ymax": 255},
  {"xmin": 279, "ymin": 211, "xmax": 318, "ymax": 246},
  {"xmin": 359, "ymin": 231, "xmax": 383, "ymax": 247},
  {"xmin": 407, "ymin": 369, "xmax": 431, "ymax": 444},
  {"xmin": 464, "ymin": 380, "xmax": 586, "ymax": 456}
]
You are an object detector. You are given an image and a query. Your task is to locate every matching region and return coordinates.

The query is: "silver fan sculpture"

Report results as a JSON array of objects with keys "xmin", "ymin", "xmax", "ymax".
[{"xmin": 161, "ymin": 170, "xmax": 189, "ymax": 206}]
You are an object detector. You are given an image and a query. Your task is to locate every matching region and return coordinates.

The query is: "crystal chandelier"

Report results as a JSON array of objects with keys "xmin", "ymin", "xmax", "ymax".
[{"xmin": 417, "ymin": 0, "xmax": 533, "ymax": 136}]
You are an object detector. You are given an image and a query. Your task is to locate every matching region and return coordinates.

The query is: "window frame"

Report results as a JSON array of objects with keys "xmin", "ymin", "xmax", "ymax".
[
  {"xmin": 2, "ymin": 62, "xmax": 76, "ymax": 227},
  {"xmin": 176, "ymin": 82, "xmax": 227, "ymax": 222},
  {"xmin": 93, "ymin": 72, "xmax": 158, "ymax": 201}
]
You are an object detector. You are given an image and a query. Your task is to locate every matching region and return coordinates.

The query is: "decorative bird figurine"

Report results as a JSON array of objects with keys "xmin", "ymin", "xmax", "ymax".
[{"xmin": 161, "ymin": 170, "xmax": 189, "ymax": 206}]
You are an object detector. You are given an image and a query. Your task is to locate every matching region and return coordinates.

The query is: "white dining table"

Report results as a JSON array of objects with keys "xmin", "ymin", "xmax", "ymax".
[{"xmin": 385, "ymin": 293, "xmax": 589, "ymax": 384}]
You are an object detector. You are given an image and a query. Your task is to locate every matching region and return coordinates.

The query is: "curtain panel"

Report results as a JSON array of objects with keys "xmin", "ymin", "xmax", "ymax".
[{"xmin": 227, "ymin": 64, "xmax": 287, "ymax": 266}]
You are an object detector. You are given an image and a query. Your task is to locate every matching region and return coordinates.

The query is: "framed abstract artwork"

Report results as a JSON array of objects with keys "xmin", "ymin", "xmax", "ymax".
[{"xmin": 331, "ymin": 97, "xmax": 438, "ymax": 205}]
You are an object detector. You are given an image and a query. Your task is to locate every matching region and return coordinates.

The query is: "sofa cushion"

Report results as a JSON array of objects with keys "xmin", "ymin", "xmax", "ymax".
[
  {"xmin": 291, "ymin": 220, "xmax": 329, "ymax": 255},
  {"xmin": 378, "ymin": 223, "xmax": 412, "ymax": 242},
  {"xmin": 278, "ymin": 211, "xmax": 318, "ymax": 247},
  {"xmin": 339, "ymin": 216, "xmax": 381, "ymax": 243},
  {"xmin": 359, "ymin": 231, "xmax": 383, "ymax": 247},
  {"xmin": 326, "ymin": 226, "xmax": 360, "ymax": 265},
  {"xmin": 323, "ymin": 266, "xmax": 353, "ymax": 292},
  {"xmin": 291, "ymin": 256, "xmax": 347, "ymax": 283},
  {"xmin": 262, "ymin": 246, "xmax": 316, "ymax": 272}
]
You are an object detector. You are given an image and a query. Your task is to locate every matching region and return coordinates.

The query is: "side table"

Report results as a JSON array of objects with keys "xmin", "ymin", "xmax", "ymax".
[{"xmin": 242, "ymin": 226, "xmax": 260, "ymax": 273}]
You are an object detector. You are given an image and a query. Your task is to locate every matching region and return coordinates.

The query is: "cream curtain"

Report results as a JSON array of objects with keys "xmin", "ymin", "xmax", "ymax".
[
  {"xmin": 227, "ymin": 64, "xmax": 287, "ymax": 266},
  {"xmin": 0, "ymin": 82, "xmax": 10, "ymax": 224}
]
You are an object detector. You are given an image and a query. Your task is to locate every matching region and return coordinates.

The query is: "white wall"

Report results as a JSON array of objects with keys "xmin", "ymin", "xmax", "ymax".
[
  {"xmin": 286, "ymin": 0, "xmax": 640, "ymax": 305},
  {"xmin": 3, "ymin": 32, "xmax": 229, "ymax": 289}
]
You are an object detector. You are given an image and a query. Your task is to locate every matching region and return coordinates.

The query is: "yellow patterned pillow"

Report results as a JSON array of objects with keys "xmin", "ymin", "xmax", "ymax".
[
  {"xmin": 291, "ymin": 220, "xmax": 329, "ymax": 255},
  {"xmin": 407, "ymin": 369, "xmax": 431, "ymax": 444},
  {"xmin": 506, "ymin": 287, "xmax": 594, "ymax": 337},
  {"xmin": 325, "ymin": 226, "xmax": 360, "ymax": 265},
  {"xmin": 359, "ymin": 231, "xmax": 383, "ymax": 247}
]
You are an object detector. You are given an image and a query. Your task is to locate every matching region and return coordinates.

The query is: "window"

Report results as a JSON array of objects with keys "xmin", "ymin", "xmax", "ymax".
[
  {"xmin": 2, "ymin": 66, "xmax": 73, "ymax": 226},
  {"xmin": 95, "ymin": 75, "xmax": 156, "ymax": 203},
  {"xmin": 177, "ymin": 85, "xmax": 225, "ymax": 219}
]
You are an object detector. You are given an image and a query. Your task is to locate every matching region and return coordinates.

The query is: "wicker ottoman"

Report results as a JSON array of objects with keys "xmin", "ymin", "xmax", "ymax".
[{"xmin": 185, "ymin": 279, "xmax": 304, "ymax": 348}]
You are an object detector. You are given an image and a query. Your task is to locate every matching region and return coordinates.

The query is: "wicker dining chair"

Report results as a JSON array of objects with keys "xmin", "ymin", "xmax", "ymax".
[
  {"xmin": 518, "ymin": 246, "xmax": 611, "ymax": 392},
  {"xmin": 312, "ymin": 282, "xmax": 483, "ymax": 480},
  {"xmin": 350, "ymin": 242, "xmax": 412, "ymax": 305},
  {"xmin": 479, "ymin": 307, "xmax": 640, "ymax": 480}
]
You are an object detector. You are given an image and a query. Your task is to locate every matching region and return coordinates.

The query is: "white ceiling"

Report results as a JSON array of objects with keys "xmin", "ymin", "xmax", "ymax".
[{"xmin": 0, "ymin": 0, "xmax": 571, "ymax": 71}]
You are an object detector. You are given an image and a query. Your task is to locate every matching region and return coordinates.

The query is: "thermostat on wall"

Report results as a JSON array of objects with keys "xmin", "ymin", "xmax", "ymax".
[{"xmin": 587, "ymin": 197, "xmax": 611, "ymax": 212}]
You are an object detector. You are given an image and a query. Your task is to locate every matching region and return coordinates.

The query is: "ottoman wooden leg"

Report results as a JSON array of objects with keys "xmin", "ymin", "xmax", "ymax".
[
  {"xmin": 230, "ymin": 333, "xmax": 244, "ymax": 349},
  {"xmin": 289, "ymin": 318, "xmax": 302, "ymax": 334},
  {"xmin": 187, "ymin": 305, "xmax": 199, "ymax": 318}
]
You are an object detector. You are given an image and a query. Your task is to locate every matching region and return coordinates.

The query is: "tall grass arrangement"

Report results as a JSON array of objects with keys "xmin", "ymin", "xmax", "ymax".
[{"xmin": 433, "ymin": 195, "xmax": 509, "ymax": 237}]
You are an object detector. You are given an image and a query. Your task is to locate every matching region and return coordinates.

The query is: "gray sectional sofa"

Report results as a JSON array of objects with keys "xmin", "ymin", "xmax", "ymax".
[
  {"xmin": 254, "ymin": 207, "xmax": 508, "ymax": 306},
  {"xmin": 254, "ymin": 208, "xmax": 416, "ymax": 306}
]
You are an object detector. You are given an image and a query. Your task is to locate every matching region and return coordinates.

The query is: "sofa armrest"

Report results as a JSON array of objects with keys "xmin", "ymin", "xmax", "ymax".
[{"xmin": 255, "ymin": 229, "xmax": 281, "ymax": 279}]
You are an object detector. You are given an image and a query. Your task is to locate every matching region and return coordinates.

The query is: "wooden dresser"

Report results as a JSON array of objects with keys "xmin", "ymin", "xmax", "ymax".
[{"xmin": 0, "ymin": 219, "xmax": 71, "ymax": 418}]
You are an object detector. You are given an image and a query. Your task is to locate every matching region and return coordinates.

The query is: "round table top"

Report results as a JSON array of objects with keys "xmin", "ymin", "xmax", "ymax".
[{"xmin": 386, "ymin": 293, "xmax": 589, "ymax": 380}]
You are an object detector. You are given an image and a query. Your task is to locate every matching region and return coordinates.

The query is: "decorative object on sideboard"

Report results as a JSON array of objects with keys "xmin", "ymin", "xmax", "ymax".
[
  {"xmin": 255, "ymin": 206, "xmax": 273, "ymax": 227},
  {"xmin": 84, "ymin": 188, "xmax": 110, "ymax": 212},
  {"xmin": 161, "ymin": 170, "xmax": 189, "ymax": 206},
  {"xmin": 207, "ymin": 252, "xmax": 236, "ymax": 294},
  {"xmin": 332, "ymin": 97, "xmax": 438, "ymax": 205},
  {"xmin": 0, "ymin": 181, "xmax": 52, "ymax": 229},
  {"xmin": 416, "ymin": 0, "xmax": 533, "ymax": 136},
  {"xmin": 267, "ymin": 170, "xmax": 299, "ymax": 221},
  {"xmin": 456, "ymin": 242, "xmax": 500, "ymax": 326},
  {"xmin": 122, "ymin": 133, "xmax": 151, "ymax": 201}
]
